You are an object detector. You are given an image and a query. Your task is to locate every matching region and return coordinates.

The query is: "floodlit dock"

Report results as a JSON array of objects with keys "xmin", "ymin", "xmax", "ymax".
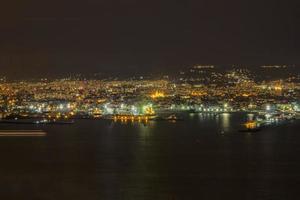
[{"xmin": 0, "ymin": 130, "xmax": 47, "ymax": 137}]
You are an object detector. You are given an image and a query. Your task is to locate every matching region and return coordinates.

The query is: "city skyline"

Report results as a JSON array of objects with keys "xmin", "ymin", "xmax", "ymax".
[{"xmin": 1, "ymin": 64, "xmax": 300, "ymax": 80}]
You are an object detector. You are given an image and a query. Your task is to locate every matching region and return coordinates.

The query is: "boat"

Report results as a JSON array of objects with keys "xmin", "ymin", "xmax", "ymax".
[
  {"xmin": 152, "ymin": 114, "xmax": 184, "ymax": 121},
  {"xmin": 165, "ymin": 114, "xmax": 183, "ymax": 121},
  {"xmin": 104, "ymin": 114, "xmax": 155, "ymax": 122},
  {"xmin": 239, "ymin": 121, "xmax": 262, "ymax": 132}
]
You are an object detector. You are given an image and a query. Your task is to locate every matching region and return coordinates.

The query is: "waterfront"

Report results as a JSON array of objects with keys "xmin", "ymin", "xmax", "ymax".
[{"xmin": 0, "ymin": 113, "xmax": 300, "ymax": 199}]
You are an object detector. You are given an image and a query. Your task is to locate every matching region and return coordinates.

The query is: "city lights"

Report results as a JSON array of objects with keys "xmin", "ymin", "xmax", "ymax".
[{"xmin": 0, "ymin": 66, "xmax": 299, "ymax": 123}]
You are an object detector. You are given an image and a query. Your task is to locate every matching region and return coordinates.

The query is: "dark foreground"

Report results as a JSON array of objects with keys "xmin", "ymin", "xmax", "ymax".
[{"xmin": 0, "ymin": 113, "xmax": 300, "ymax": 200}]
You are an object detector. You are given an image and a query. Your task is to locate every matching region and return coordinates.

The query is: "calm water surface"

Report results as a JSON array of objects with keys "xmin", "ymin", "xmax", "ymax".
[{"xmin": 0, "ymin": 113, "xmax": 300, "ymax": 200}]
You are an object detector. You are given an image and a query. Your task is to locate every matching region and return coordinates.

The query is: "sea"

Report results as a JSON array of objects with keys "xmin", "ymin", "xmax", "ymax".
[{"xmin": 0, "ymin": 113, "xmax": 300, "ymax": 200}]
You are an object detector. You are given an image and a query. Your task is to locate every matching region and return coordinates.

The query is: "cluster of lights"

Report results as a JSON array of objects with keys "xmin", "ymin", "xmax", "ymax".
[
  {"xmin": 142, "ymin": 104, "xmax": 155, "ymax": 115},
  {"xmin": 150, "ymin": 91, "xmax": 165, "ymax": 99}
]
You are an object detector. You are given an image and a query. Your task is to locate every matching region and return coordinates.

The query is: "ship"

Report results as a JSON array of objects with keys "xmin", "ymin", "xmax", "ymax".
[
  {"xmin": 104, "ymin": 114, "xmax": 156, "ymax": 122},
  {"xmin": 152, "ymin": 114, "xmax": 184, "ymax": 121},
  {"xmin": 165, "ymin": 114, "xmax": 184, "ymax": 121},
  {"xmin": 239, "ymin": 121, "xmax": 262, "ymax": 132}
]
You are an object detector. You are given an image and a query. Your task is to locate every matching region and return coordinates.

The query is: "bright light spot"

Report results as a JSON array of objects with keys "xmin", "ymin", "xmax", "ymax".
[{"xmin": 150, "ymin": 91, "xmax": 165, "ymax": 99}]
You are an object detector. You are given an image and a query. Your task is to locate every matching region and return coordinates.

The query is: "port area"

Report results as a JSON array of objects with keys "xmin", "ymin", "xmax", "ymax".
[
  {"xmin": 239, "ymin": 112, "xmax": 297, "ymax": 132},
  {"xmin": 0, "ymin": 130, "xmax": 47, "ymax": 137}
]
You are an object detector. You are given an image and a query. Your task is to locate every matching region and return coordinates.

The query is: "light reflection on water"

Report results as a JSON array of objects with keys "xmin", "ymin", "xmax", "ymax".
[
  {"xmin": 0, "ymin": 113, "xmax": 299, "ymax": 199},
  {"xmin": 220, "ymin": 113, "xmax": 230, "ymax": 132}
]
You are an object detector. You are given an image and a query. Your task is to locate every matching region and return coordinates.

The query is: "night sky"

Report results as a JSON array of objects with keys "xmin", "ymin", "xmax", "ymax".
[{"xmin": 1, "ymin": 0, "xmax": 300, "ymax": 78}]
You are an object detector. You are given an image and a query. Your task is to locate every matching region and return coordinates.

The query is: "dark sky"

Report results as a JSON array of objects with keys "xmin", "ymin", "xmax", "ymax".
[{"xmin": 1, "ymin": 0, "xmax": 300, "ymax": 78}]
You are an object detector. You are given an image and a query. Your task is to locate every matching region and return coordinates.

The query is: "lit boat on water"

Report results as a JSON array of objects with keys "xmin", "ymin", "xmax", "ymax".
[
  {"xmin": 165, "ymin": 114, "xmax": 184, "ymax": 121},
  {"xmin": 152, "ymin": 114, "xmax": 184, "ymax": 121},
  {"xmin": 104, "ymin": 114, "xmax": 156, "ymax": 122},
  {"xmin": 239, "ymin": 121, "xmax": 262, "ymax": 132}
]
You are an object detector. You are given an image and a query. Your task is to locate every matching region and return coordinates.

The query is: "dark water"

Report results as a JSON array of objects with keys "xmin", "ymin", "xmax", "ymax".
[{"xmin": 1, "ymin": 113, "xmax": 300, "ymax": 200}]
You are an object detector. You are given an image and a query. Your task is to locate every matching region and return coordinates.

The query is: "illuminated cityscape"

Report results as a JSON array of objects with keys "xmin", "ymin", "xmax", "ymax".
[
  {"xmin": 2, "ymin": 0, "xmax": 300, "ymax": 199},
  {"xmin": 1, "ymin": 65, "xmax": 299, "ymax": 125}
]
